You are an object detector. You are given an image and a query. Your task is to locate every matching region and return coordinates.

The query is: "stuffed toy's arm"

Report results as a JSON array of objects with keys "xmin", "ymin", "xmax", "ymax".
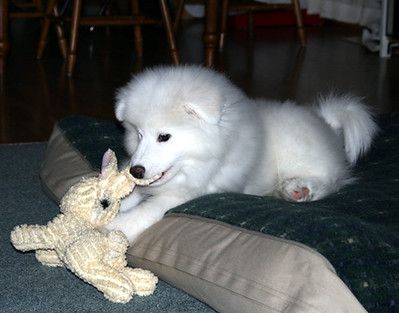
[
  {"xmin": 11, "ymin": 224, "xmax": 54, "ymax": 252},
  {"xmin": 104, "ymin": 231, "xmax": 130, "ymax": 268},
  {"xmin": 35, "ymin": 249, "xmax": 64, "ymax": 267}
]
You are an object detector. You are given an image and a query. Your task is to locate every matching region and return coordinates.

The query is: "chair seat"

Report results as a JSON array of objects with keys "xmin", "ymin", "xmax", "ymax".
[
  {"xmin": 228, "ymin": 0, "xmax": 293, "ymax": 11},
  {"xmin": 37, "ymin": 0, "xmax": 180, "ymax": 75},
  {"xmin": 174, "ymin": 0, "xmax": 306, "ymax": 56}
]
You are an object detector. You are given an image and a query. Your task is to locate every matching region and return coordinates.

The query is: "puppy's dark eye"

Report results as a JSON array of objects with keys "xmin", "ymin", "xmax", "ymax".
[
  {"xmin": 157, "ymin": 134, "xmax": 171, "ymax": 142},
  {"xmin": 100, "ymin": 199, "xmax": 110, "ymax": 209}
]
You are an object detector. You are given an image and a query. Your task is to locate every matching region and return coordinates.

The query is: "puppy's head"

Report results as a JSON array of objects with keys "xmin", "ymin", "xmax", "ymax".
[{"xmin": 114, "ymin": 65, "xmax": 244, "ymax": 186}]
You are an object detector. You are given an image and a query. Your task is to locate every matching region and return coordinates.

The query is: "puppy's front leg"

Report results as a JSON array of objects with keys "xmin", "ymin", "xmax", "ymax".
[{"xmin": 104, "ymin": 195, "xmax": 185, "ymax": 244}]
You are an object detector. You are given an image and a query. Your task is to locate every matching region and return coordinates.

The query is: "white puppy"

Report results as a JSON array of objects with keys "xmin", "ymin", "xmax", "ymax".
[{"xmin": 106, "ymin": 65, "xmax": 378, "ymax": 243}]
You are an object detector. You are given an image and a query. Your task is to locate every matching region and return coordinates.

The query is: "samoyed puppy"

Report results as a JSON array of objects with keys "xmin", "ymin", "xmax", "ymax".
[{"xmin": 106, "ymin": 65, "xmax": 378, "ymax": 243}]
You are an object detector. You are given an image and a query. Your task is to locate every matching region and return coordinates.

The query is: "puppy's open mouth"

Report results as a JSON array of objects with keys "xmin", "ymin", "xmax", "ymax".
[
  {"xmin": 149, "ymin": 172, "xmax": 164, "ymax": 185},
  {"xmin": 131, "ymin": 173, "xmax": 162, "ymax": 186},
  {"xmin": 131, "ymin": 168, "xmax": 171, "ymax": 186},
  {"xmin": 149, "ymin": 167, "xmax": 172, "ymax": 185}
]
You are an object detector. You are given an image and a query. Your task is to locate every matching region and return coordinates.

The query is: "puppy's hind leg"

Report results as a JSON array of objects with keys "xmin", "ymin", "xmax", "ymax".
[{"xmin": 275, "ymin": 177, "xmax": 340, "ymax": 202}]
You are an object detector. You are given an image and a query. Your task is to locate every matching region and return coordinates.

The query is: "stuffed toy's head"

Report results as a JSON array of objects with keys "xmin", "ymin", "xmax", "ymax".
[{"xmin": 59, "ymin": 149, "xmax": 134, "ymax": 227}]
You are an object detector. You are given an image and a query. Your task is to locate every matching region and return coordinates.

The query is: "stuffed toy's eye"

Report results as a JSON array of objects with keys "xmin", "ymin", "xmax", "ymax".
[
  {"xmin": 100, "ymin": 199, "xmax": 110, "ymax": 209},
  {"xmin": 157, "ymin": 134, "xmax": 171, "ymax": 142}
]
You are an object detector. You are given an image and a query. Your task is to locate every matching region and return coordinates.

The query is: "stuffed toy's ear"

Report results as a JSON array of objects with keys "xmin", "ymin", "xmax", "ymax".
[{"xmin": 101, "ymin": 149, "xmax": 118, "ymax": 177}]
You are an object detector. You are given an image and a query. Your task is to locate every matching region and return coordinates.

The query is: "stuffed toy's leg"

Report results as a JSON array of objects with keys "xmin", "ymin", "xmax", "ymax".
[
  {"xmin": 64, "ymin": 232, "xmax": 136, "ymax": 303},
  {"xmin": 104, "ymin": 231, "xmax": 158, "ymax": 297},
  {"xmin": 125, "ymin": 267, "xmax": 158, "ymax": 296},
  {"xmin": 67, "ymin": 257, "xmax": 135, "ymax": 303},
  {"xmin": 105, "ymin": 231, "xmax": 158, "ymax": 297}
]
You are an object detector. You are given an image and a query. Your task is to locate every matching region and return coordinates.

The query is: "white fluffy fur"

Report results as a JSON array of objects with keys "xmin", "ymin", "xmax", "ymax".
[{"xmin": 106, "ymin": 65, "xmax": 378, "ymax": 243}]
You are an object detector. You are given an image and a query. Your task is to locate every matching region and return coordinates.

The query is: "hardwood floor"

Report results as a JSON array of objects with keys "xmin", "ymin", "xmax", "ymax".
[{"xmin": 1, "ymin": 17, "xmax": 398, "ymax": 144}]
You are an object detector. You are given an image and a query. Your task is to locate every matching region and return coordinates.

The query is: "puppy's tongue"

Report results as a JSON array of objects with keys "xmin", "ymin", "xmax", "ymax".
[{"xmin": 131, "ymin": 173, "xmax": 162, "ymax": 186}]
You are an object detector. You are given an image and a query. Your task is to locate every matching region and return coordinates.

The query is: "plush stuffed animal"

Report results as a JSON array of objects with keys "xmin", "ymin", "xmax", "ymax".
[{"xmin": 10, "ymin": 149, "xmax": 159, "ymax": 303}]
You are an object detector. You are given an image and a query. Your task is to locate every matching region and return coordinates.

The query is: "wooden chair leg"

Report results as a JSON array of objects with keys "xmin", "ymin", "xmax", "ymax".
[
  {"xmin": 0, "ymin": 0, "xmax": 10, "ymax": 76},
  {"xmin": 37, "ymin": 0, "xmax": 67, "ymax": 59},
  {"xmin": 158, "ymin": 0, "xmax": 180, "ymax": 65},
  {"xmin": 105, "ymin": 0, "xmax": 115, "ymax": 16},
  {"xmin": 67, "ymin": 0, "xmax": 82, "ymax": 75},
  {"xmin": 53, "ymin": 1, "xmax": 68, "ymax": 58},
  {"xmin": 38, "ymin": 0, "xmax": 44, "ymax": 11},
  {"xmin": 204, "ymin": 0, "xmax": 219, "ymax": 67},
  {"xmin": 37, "ymin": 0, "xmax": 54, "ymax": 58},
  {"xmin": 219, "ymin": 0, "xmax": 229, "ymax": 50},
  {"xmin": 132, "ymin": 0, "xmax": 143, "ymax": 56},
  {"xmin": 248, "ymin": 11, "xmax": 255, "ymax": 36},
  {"xmin": 173, "ymin": 0, "xmax": 185, "ymax": 34},
  {"xmin": 287, "ymin": 46, "xmax": 305, "ymax": 98},
  {"xmin": 292, "ymin": 0, "xmax": 306, "ymax": 45}
]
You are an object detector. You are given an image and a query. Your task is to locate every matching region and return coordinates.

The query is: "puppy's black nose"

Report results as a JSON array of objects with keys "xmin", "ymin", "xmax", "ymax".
[{"xmin": 130, "ymin": 165, "xmax": 145, "ymax": 179}]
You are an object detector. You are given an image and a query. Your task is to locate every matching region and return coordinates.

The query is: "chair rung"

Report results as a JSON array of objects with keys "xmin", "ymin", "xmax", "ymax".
[
  {"xmin": 10, "ymin": 12, "xmax": 44, "ymax": 19},
  {"xmin": 61, "ymin": 15, "xmax": 159, "ymax": 27},
  {"xmin": 14, "ymin": 3, "xmax": 41, "ymax": 9}
]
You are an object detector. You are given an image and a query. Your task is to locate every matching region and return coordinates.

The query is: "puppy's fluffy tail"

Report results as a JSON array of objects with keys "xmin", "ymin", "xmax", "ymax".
[{"xmin": 315, "ymin": 94, "xmax": 378, "ymax": 166}]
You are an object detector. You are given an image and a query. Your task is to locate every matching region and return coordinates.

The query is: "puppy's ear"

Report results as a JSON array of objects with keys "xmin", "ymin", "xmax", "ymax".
[
  {"xmin": 184, "ymin": 98, "xmax": 224, "ymax": 125},
  {"xmin": 115, "ymin": 99, "xmax": 125, "ymax": 122}
]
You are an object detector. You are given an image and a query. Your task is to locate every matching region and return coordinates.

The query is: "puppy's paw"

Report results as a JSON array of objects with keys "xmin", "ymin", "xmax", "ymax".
[
  {"xmin": 290, "ymin": 187, "xmax": 310, "ymax": 201},
  {"xmin": 102, "ymin": 217, "xmax": 121, "ymax": 233},
  {"xmin": 276, "ymin": 178, "xmax": 314, "ymax": 202},
  {"xmin": 276, "ymin": 177, "xmax": 338, "ymax": 202}
]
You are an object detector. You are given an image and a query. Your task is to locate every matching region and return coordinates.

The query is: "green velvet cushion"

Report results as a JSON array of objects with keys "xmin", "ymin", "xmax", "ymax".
[{"xmin": 168, "ymin": 113, "xmax": 399, "ymax": 312}]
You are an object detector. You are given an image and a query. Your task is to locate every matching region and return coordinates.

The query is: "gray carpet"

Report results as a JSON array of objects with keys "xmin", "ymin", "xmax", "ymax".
[{"xmin": 0, "ymin": 143, "xmax": 215, "ymax": 313}]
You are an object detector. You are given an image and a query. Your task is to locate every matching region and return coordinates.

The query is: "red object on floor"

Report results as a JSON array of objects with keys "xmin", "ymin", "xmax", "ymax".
[{"xmin": 232, "ymin": 10, "xmax": 324, "ymax": 28}]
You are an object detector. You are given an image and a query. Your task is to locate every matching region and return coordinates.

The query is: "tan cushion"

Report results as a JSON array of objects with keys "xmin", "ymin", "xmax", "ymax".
[{"xmin": 128, "ymin": 214, "xmax": 367, "ymax": 313}]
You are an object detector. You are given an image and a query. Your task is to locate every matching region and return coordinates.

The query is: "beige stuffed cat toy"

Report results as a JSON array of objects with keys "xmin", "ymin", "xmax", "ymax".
[{"xmin": 11, "ymin": 149, "xmax": 159, "ymax": 303}]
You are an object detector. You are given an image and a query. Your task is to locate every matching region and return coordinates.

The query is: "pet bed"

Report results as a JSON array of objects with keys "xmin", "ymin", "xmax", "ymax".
[{"xmin": 40, "ymin": 114, "xmax": 399, "ymax": 313}]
